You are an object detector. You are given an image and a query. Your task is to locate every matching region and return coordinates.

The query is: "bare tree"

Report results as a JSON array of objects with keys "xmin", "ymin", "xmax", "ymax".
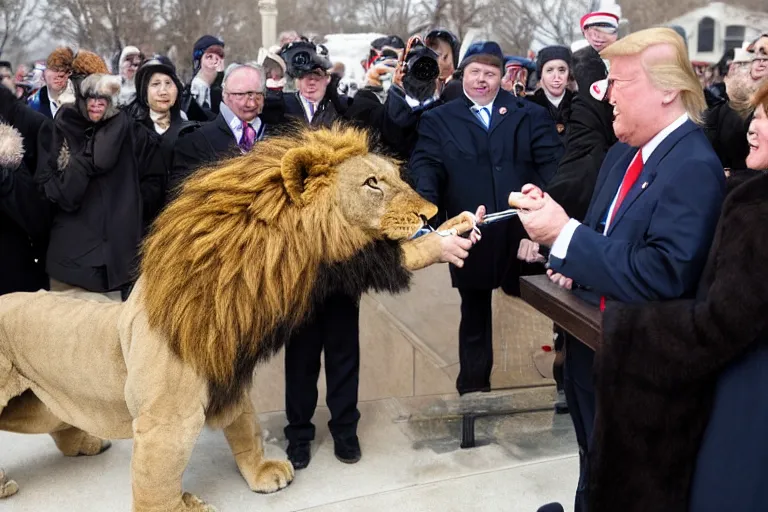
[
  {"xmin": 0, "ymin": 0, "xmax": 42, "ymax": 61},
  {"xmin": 358, "ymin": 0, "xmax": 425, "ymax": 39}
]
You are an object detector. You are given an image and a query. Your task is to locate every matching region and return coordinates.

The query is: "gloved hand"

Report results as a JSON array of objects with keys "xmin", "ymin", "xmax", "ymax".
[{"xmin": 365, "ymin": 59, "xmax": 397, "ymax": 88}]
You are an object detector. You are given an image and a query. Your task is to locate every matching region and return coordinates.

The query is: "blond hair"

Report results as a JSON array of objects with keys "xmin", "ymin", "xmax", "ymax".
[{"xmin": 601, "ymin": 28, "xmax": 706, "ymax": 124}]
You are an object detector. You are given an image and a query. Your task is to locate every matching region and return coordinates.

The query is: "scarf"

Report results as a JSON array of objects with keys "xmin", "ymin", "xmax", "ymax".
[{"xmin": 150, "ymin": 109, "xmax": 171, "ymax": 134}]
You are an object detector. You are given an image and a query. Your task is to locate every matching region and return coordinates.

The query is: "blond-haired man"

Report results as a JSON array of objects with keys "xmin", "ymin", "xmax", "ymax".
[{"xmin": 517, "ymin": 28, "xmax": 725, "ymax": 512}]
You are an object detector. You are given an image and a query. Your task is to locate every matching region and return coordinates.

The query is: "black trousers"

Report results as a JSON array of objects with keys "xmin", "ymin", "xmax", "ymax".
[
  {"xmin": 456, "ymin": 288, "xmax": 494, "ymax": 394},
  {"xmin": 563, "ymin": 331, "xmax": 596, "ymax": 512},
  {"xmin": 284, "ymin": 292, "xmax": 361, "ymax": 444}
]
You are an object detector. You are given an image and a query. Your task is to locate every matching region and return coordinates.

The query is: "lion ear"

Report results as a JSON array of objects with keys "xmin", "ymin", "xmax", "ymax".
[{"xmin": 280, "ymin": 146, "xmax": 330, "ymax": 206}]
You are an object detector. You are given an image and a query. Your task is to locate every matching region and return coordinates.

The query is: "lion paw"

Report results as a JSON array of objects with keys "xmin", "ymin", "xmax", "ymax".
[
  {"xmin": 249, "ymin": 459, "xmax": 295, "ymax": 494},
  {"xmin": 0, "ymin": 469, "xmax": 19, "ymax": 499},
  {"xmin": 181, "ymin": 492, "xmax": 218, "ymax": 511},
  {"xmin": 78, "ymin": 437, "xmax": 112, "ymax": 457}
]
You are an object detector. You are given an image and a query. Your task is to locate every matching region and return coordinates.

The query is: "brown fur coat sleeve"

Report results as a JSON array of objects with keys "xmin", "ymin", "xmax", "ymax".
[{"xmin": 588, "ymin": 172, "xmax": 768, "ymax": 512}]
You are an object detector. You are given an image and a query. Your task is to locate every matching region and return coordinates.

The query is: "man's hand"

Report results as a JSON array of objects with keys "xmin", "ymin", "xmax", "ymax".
[
  {"xmin": 438, "ymin": 235, "xmax": 474, "ymax": 267},
  {"xmin": 517, "ymin": 191, "xmax": 570, "ymax": 247},
  {"xmin": 547, "ymin": 269, "xmax": 573, "ymax": 290},
  {"xmin": 365, "ymin": 59, "xmax": 397, "ymax": 88},
  {"xmin": 517, "ymin": 239, "xmax": 545, "ymax": 263}
]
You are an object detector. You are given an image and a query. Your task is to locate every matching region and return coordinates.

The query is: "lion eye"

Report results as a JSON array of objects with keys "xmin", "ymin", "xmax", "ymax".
[{"xmin": 364, "ymin": 176, "xmax": 379, "ymax": 189}]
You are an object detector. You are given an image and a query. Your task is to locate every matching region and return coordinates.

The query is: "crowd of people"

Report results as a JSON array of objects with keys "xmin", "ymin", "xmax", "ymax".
[{"xmin": 1, "ymin": 3, "xmax": 768, "ymax": 510}]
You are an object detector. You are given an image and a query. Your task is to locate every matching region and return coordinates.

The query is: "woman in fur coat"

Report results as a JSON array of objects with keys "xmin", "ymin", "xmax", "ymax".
[
  {"xmin": 35, "ymin": 71, "xmax": 161, "ymax": 299},
  {"xmin": 588, "ymin": 81, "xmax": 768, "ymax": 512}
]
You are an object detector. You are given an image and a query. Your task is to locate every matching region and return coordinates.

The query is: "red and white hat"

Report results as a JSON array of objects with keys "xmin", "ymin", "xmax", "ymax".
[{"xmin": 580, "ymin": 9, "xmax": 620, "ymax": 32}]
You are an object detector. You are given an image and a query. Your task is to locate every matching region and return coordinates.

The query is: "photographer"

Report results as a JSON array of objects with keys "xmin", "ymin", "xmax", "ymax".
[
  {"xmin": 347, "ymin": 36, "xmax": 444, "ymax": 160},
  {"xmin": 359, "ymin": 35, "xmax": 405, "ymax": 103},
  {"xmin": 266, "ymin": 40, "xmax": 349, "ymax": 129}
]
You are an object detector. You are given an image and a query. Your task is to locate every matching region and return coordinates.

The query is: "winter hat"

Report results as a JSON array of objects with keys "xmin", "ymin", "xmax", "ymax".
[
  {"xmin": 193, "ymin": 35, "xmax": 225, "ymax": 63},
  {"xmin": 580, "ymin": 5, "xmax": 620, "ymax": 33},
  {"xmin": 46, "ymin": 47, "xmax": 75, "ymax": 72},
  {"xmin": 119, "ymin": 46, "xmax": 141, "ymax": 67},
  {"xmin": 72, "ymin": 50, "xmax": 109, "ymax": 76},
  {"xmin": 79, "ymin": 73, "xmax": 122, "ymax": 120},
  {"xmin": 536, "ymin": 46, "xmax": 572, "ymax": 76},
  {"xmin": 426, "ymin": 29, "xmax": 461, "ymax": 68},
  {"xmin": 459, "ymin": 41, "xmax": 504, "ymax": 72}
]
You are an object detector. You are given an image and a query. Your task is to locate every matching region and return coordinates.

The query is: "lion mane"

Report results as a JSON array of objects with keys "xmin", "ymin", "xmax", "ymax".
[{"xmin": 141, "ymin": 126, "xmax": 412, "ymax": 415}]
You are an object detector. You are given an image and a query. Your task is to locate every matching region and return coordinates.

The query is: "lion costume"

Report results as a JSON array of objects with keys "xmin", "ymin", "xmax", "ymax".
[{"xmin": 0, "ymin": 126, "xmax": 475, "ymax": 511}]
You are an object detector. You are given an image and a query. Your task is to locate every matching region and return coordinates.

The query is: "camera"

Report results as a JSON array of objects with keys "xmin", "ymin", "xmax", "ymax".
[
  {"xmin": 401, "ymin": 40, "xmax": 440, "ymax": 102},
  {"xmin": 280, "ymin": 41, "xmax": 331, "ymax": 79},
  {"xmin": 403, "ymin": 43, "xmax": 440, "ymax": 83}
]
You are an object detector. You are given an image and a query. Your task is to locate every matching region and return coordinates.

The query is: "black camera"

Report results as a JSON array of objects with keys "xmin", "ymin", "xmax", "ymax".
[
  {"xmin": 403, "ymin": 43, "xmax": 440, "ymax": 83},
  {"xmin": 402, "ymin": 42, "xmax": 440, "ymax": 101},
  {"xmin": 280, "ymin": 41, "xmax": 331, "ymax": 79}
]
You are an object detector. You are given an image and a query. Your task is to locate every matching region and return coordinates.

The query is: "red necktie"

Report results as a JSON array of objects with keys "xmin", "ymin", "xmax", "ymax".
[{"xmin": 601, "ymin": 149, "xmax": 644, "ymax": 312}]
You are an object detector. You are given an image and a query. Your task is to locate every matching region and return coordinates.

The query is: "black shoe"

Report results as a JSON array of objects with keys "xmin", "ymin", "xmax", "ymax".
[
  {"xmin": 286, "ymin": 441, "xmax": 311, "ymax": 470},
  {"xmin": 537, "ymin": 504, "xmax": 564, "ymax": 512},
  {"xmin": 333, "ymin": 435, "xmax": 361, "ymax": 464}
]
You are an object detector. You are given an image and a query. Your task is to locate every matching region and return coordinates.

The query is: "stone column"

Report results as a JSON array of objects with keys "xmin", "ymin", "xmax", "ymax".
[{"xmin": 259, "ymin": 0, "xmax": 278, "ymax": 49}]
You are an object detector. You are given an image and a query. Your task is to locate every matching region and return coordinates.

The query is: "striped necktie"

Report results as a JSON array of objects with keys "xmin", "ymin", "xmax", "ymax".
[{"xmin": 474, "ymin": 106, "xmax": 490, "ymax": 129}]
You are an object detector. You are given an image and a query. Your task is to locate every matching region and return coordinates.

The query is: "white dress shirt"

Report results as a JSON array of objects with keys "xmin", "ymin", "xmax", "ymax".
[
  {"xmin": 465, "ymin": 94, "xmax": 496, "ymax": 129},
  {"xmin": 300, "ymin": 94, "xmax": 318, "ymax": 123},
  {"xmin": 550, "ymin": 113, "xmax": 690, "ymax": 259},
  {"xmin": 219, "ymin": 103, "xmax": 264, "ymax": 147}
]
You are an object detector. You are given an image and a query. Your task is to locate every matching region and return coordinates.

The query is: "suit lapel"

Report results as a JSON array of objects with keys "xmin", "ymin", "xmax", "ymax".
[
  {"xmin": 607, "ymin": 120, "xmax": 698, "ymax": 235},
  {"xmin": 488, "ymin": 92, "xmax": 523, "ymax": 135},
  {"xmin": 455, "ymin": 97, "xmax": 489, "ymax": 131}
]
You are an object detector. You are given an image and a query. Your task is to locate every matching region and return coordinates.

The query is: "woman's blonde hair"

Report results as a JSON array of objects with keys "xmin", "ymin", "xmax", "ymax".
[{"xmin": 601, "ymin": 28, "xmax": 706, "ymax": 124}]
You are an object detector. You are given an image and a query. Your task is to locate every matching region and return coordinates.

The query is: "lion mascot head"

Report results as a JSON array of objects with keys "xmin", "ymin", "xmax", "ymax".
[{"xmin": 141, "ymin": 126, "xmax": 439, "ymax": 414}]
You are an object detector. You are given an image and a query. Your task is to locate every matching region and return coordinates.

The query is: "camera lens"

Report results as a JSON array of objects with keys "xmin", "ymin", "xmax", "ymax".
[
  {"xmin": 292, "ymin": 51, "xmax": 310, "ymax": 67},
  {"xmin": 410, "ymin": 57, "xmax": 439, "ymax": 82}
]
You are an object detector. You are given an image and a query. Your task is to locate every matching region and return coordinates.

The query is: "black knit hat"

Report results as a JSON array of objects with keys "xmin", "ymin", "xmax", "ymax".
[
  {"xmin": 460, "ymin": 41, "xmax": 505, "ymax": 71},
  {"xmin": 536, "ymin": 46, "xmax": 572, "ymax": 77}
]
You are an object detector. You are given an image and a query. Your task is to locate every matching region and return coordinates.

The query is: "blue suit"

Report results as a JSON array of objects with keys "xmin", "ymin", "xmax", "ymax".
[
  {"xmin": 410, "ymin": 89, "xmax": 563, "ymax": 394},
  {"xmin": 552, "ymin": 119, "xmax": 725, "ymax": 512}
]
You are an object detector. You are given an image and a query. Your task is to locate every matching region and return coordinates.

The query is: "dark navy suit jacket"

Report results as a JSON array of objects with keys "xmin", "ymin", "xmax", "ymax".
[
  {"xmin": 410, "ymin": 90, "xmax": 563, "ymax": 289},
  {"xmin": 550, "ymin": 119, "xmax": 725, "ymax": 304}
]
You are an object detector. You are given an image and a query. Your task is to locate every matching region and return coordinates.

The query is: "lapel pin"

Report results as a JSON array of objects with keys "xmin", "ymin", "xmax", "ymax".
[
  {"xmin": 499, "ymin": 107, "xmax": 507, "ymax": 115},
  {"xmin": 641, "ymin": 182, "xmax": 648, "ymax": 190}
]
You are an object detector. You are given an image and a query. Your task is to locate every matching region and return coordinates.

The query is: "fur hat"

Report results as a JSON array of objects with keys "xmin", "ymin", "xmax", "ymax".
[
  {"xmin": 536, "ymin": 46, "xmax": 572, "ymax": 76},
  {"xmin": 0, "ymin": 123, "xmax": 24, "ymax": 169},
  {"xmin": 79, "ymin": 74, "xmax": 121, "ymax": 121},
  {"xmin": 72, "ymin": 50, "xmax": 109, "ymax": 76},
  {"xmin": 459, "ymin": 41, "xmax": 504, "ymax": 71},
  {"xmin": 46, "ymin": 47, "xmax": 75, "ymax": 73}
]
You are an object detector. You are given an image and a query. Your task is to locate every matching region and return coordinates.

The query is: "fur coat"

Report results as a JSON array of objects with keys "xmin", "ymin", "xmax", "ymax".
[{"xmin": 589, "ymin": 171, "xmax": 768, "ymax": 511}]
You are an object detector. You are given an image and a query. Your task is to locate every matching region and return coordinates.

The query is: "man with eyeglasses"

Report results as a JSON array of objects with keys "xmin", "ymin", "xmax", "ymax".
[
  {"xmin": 27, "ymin": 47, "xmax": 75, "ymax": 119},
  {"xmin": 169, "ymin": 64, "xmax": 268, "ymax": 194}
]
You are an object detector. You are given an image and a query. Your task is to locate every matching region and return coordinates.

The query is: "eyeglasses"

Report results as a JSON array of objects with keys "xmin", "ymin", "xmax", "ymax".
[{"xmin": 225, "ymin": 90, "xmax": 265, "ymax": 101}]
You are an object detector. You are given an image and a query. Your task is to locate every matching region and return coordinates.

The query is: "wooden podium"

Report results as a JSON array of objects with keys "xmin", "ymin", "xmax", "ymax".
[{"xmin": 520, "ymin": 275, "xmax": 601, "ymax": 350}]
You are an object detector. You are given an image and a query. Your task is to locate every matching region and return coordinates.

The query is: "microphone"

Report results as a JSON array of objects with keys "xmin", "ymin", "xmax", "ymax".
[{"xmin": 536, "ymin": 504, "xmax": 565, "ymax": 512}]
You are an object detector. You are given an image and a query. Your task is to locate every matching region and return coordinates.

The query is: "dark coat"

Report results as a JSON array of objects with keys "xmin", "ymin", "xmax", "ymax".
[
  {"xmin": 528, "ymin": 88, "xmax": 574, "ymax": 143},
  {"xmin": 704, "ymin": 99, "xmax": 751, "ymax": 171},
  {"xmin": 549, "ymin": 120, "xmax": 725, "ymax": 305},
  {"xmin": 0, "ymin": 87, "xmax": 52, "ymax": 295},
  {"xmin": 409, "ymin": 89, "xmax": 563, "ymax": 290},
  {"xmin": 546, "ymin": 47, "xmax": 615, "ymax": 222},
  {"xmin": 36, "ymin": 105, "xmax": 160, "ymax": 293},
  {"xmin": 280, "ymin": 91, "xmax": 349, "ymax": 129},
  {"xmin": 346, "ymin": 86, "xmax": 442, "ymax": 161},
  {"xmin": 26, "ymin": 85, "xmax": 53, "ymax": 119},
  {"xmin": 590, "ymin": 171, "xmax": 768, "ymax": 512}
]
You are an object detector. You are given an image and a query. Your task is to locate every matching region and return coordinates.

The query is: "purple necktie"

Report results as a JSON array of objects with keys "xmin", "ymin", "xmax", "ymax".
[{"xmin": 239, "ymin": 121, "xmax": 256, "ymax": 153}]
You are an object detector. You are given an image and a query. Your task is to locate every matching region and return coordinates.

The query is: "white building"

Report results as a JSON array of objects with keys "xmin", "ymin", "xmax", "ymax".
[{"xmin": 666, "ymin": 2, "xmax": 768, "ymax": 64}]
